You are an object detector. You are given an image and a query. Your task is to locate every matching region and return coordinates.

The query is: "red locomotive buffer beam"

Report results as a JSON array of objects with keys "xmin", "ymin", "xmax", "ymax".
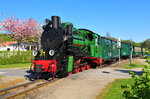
[{"xmin": 32, "ymin": 60, "xmax": 57, "ymax": 73}]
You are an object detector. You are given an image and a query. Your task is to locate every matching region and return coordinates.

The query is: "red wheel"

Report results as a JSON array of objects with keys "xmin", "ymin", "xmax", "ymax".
[
  {"xmin": 75, "ymin": 68, "xmax": 79, "ymax": 73},
  {"xmin": 78, "ymin": 68, "xmax": 80, "ymax": 72},
  {"xmin": 87, "ymin": 65, "xmax": 90, "ymax": 69},
  {"xmin": 81, "ymin": 66, "xmax": 85, "ymax": 71},
  {"xmin": 85, "ymin": 65, "xmax": 88, "ymax": 70},
  {"xmin": 68, "ymin": 72, "xmax": 72, "ymax": 76},
  {"xmin": 84, "ymin": 66, "xmax": 85, "ymax": 71}
]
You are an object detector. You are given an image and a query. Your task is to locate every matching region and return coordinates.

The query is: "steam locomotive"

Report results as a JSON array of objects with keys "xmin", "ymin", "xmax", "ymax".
[{"xmin": 29, "ymin": 16, "xmax": 144, "ymax": 80}]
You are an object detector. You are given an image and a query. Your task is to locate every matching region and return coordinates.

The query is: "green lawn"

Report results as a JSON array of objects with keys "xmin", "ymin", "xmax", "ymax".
[
  {"xmin": 97, "ymin": 78, "xmax": 134, "ymax": 99},
  {"xmin": 0, "ymin": 63, "xmax": 31, "ymax": 69},
  {"xmin": 122, "ymin": 63, "xmax": 146, "ymax": 69},
  {"xmin": 119, "ymin": 59, "xmax": 146, "ymax": 69},
  {"xmin": 0, "ymin": 76, "xmax": 5, "ymax": 78}
]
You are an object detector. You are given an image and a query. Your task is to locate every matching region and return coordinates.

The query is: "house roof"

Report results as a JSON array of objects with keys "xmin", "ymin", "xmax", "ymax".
[{"xmin": 1, "ymin": 41, "xmax": 17, "ymax": 47}]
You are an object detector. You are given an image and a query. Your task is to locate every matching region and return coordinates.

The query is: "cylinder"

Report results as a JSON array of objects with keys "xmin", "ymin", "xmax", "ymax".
[{"xmin": 52, "ymin": 16, "xmax": 60, "ymax": 29}]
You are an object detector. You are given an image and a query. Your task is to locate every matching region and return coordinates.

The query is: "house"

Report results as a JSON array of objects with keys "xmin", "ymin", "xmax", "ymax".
[{"xmin": 0, "ymin": 41, "xmax": 38, "ymax": 51}]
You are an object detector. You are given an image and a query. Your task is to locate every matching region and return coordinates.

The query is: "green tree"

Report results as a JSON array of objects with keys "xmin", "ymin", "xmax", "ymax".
[
  {"xmin": 142, "ymin": 39, "xmax": 150, "ymax": 49},
  {"xmin": 0, "ymin": 34, "xmax": 14, "ymax": 42},
  {"xmin": 122, "ymin": 49, "xmax": 150, "ymax": 99},
  {"xmin": 122, "ymin": 40, "xmax": 142, "ymax": 46}
]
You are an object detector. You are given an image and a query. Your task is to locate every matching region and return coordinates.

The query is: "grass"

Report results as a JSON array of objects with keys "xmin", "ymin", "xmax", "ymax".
[
  {"xmin": 97, "ymin": 78, "xmax": 134, "ymax": 99},
  {"xmin": 122, "ymin": 63, "xmax": 146, "ymax": 69},
  {"xmin": 0, "ymin": 78, "xmax": 26, "ymax": 89},
  {"xmin": 0, "ymin": 76, "xmax": 5, "ymax": 78},
  {"xmin": 119, "ymin": 59, "xmax": 146, "ymax": 69},
  {"xmin": 0, "ymin": 63, "xmax": 31, "ymax": 69}
]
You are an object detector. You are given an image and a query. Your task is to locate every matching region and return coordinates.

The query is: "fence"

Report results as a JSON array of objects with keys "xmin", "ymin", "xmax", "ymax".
[{"xmin": 0, "ymin": 51, "xmax": 33, "ymax": 65}]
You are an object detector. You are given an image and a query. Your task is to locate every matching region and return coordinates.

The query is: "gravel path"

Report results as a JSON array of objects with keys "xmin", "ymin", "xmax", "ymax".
[{"xmin": 27, "ymin": 66, "xmax": 143, "ymax": 99}]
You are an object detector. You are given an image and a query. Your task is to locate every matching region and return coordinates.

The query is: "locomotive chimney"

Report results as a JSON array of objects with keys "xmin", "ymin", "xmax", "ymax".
[{"xmin": 52, "ymin": 16, "xmax": 60, "ymax": 29}]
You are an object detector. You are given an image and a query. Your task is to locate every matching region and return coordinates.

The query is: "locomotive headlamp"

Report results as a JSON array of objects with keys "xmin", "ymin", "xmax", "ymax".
[
  {"xmin": 32, "ymin": 50, "xmax": 39, "ymax": 56},
  {"xmin": 49, "ymin": 50, "xmax": 55, "ymax": 56}
]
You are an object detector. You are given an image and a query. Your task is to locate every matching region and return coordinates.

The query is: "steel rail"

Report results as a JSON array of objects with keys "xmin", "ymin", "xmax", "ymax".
[
  {"xmin": 0, "ymin": 80, "xmax": 39, "ymax": 95},
  {"xmin": 6, "ymin": 78, "xmax": 60, "ymax": 99}
]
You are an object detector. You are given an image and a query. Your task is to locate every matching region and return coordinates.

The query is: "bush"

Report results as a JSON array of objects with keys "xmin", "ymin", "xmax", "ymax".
[
  {"xmin": 0, "ymin": 51, "xmax": 33, "ymax": 64},
  {"xmin": 122, "ymin": 50, "xmax": 150, "ymax": 99}
]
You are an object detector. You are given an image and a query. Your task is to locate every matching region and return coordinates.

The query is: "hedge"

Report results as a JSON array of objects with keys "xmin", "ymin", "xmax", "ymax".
[{"xmin": 0, "ymin": 51, "xmax": 34, "ymax": 65}]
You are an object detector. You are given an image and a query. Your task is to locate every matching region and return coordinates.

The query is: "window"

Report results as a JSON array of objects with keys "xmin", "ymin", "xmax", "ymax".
[
  {"xmin": 87, "ymin": 33, "xmax": 93, "ymax": 41},
  {"xmin": 122, "ymin": 46, "xmax": 124, "ymax": 50},
  {"xmin": 106, "ymin": 41, "xmax": 109, "ymax": 46},
  {"xmin": 7, "ymin": 48, "xmax": 10, "ymax": 51},
  {"xmin": 98, "ymin": 36, "xmax": 101, "ymax": 45}
]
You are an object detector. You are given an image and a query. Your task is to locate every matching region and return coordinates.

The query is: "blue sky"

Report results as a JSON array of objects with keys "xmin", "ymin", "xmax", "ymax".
[{"xmin": 0, "ymin": 0, "xmax": 150, "ymax": 42}]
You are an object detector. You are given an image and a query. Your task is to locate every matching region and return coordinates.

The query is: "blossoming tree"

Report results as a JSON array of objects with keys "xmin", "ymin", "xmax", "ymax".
[{"xmin": 2, "ymin": 16, "xmax": 42, "ymax": 43}]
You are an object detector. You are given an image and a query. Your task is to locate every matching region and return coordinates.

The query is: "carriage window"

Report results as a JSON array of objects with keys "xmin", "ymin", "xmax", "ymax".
[
  {"xmin": 98, "ymin": 37, "xmax": 101, "ymax": 45},
  {"xmin": 106, "ymin": 41, "xmax": 109, "ymax": 45}
]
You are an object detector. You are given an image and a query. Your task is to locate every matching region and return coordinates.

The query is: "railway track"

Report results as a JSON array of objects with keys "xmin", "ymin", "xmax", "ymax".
[
  {"xmin": 0, "ymin": 58, "xmax": 138, "ymax": 99},
  {"xmin": 0, "ymin": 78, "xmax": 60, "ymax": 99}
]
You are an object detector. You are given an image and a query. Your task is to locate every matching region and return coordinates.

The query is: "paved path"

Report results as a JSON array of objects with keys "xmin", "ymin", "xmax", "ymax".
[
  {"xmin": 27, "ymin": 67, "xmax": 143, "ymax": 99},
  {"xmin": 0, "ymin": 69, "xmax": 29, "ymax": 77}
]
